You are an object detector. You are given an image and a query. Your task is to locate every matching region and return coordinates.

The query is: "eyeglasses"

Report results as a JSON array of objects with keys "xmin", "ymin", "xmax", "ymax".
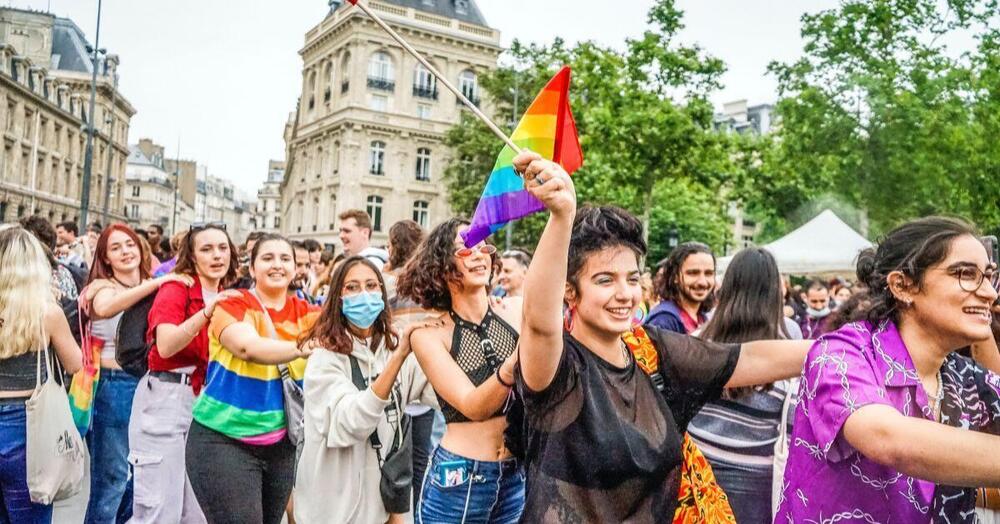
[
  {"xmin": 190, "ymin": 221, "xmax": 227, "ymax": 232},
  {"xmin": 942, "ymin": 265, "xmax": 999, "ymax": 293},
  {"xmin": 342, "ymin": 281, "xmax": 382, "ymax": 295},
  {"xmin": 454, "ymin": 244, "xmax": 497, "ymax": 258}
]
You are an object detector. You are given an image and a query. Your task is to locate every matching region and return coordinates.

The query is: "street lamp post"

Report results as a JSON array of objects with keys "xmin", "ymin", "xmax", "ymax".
[
  {"xmin": 667, "ymin": 227, "xmax": 679, "ymax": 250},
  {"xmin": 100, "ymin": 66, "xmax": 118, "ymax": 224},
  {"xmin": 78, "ymin": 0, "xmax": 104, "ymax": 233}
]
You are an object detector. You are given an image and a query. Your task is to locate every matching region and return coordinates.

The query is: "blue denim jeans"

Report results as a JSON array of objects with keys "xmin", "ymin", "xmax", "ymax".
[
  {"xmin": 416, "ymin": 446, "xmax": 524, "ymax": 524},
  {"xmin": 84, "ymin": 369, "xmax": 138, "ymax": 524},
  {"xmin": 0, "ymin": 401, "xmax": 52, "ymax": 524},
  {"xmin": 712, "ymin": 462, "xmax": 773, "ymax": 524}
]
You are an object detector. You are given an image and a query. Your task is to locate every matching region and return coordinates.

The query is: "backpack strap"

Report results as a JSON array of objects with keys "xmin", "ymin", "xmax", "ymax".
[{"xmin": 623, "ymin": 326, "xmax": 666, "ymax": 391}]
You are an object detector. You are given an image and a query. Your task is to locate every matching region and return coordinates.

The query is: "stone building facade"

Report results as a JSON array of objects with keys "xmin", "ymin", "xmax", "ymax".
[
  {"xmin": 124, "ymin": 139, "xmax": 195, "ymax": 234},
  {"xmin": 0, "ymin": 8, "xmax": 134, "ymax": 226},
  {"xmin": 256, "ymin": 160, "xmax": 284, "ymax": 234},
  {"xmin": 280, "ymin": 0, "xmax": 500, "ymax": 247}
]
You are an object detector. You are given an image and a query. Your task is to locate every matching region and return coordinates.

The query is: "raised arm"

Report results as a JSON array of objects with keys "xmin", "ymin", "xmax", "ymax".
[
  {"xmin": 218, "ymin": 322, "xmax": 310, "ymax": 365},
  {"xmin": 844, "ymin": 404, "xmax": 1000, "ymax": 487},
  {"xmin": 515, "ymin": 151, "xmax": 577, "ymax": 392},
  {"xmin": 411, "ymin": 326, "xmax": 514, "ymax": 421}
]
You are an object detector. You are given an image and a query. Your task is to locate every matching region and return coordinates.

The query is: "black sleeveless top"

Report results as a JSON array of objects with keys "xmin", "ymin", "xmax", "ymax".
[{"xmin": 439, "ymin": 308, "xmax": 519, "ymax": 424}]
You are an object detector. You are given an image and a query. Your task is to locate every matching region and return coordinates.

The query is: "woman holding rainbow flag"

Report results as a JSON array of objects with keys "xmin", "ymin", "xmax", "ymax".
[{"xmin": 511, "ymin": 150, "xmax": 812, "ymax": 522}]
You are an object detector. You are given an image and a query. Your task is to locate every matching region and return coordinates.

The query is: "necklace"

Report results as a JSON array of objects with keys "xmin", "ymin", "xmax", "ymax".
[
  {"xmin": 926, "ymin": 370, "xmax": 944, "ymax": 421},
  {"xmin": 111, "ymin": 276, "xmax": 138, "ymax": 289}
]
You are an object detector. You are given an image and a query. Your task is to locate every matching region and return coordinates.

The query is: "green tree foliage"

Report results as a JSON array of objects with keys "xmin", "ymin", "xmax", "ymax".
[{"xmin": 767, "ymin": 0, "xmax": 1000, "ymax": 235}]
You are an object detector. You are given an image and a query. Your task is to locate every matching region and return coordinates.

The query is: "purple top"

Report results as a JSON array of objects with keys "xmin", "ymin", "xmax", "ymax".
[
  {"xmin": 152, "ymin": 257, "xmax": 177, "ymax": 278},
  {"xmin": 777, "ymin": 319, "xmax": 1000, "ymax": 523}
]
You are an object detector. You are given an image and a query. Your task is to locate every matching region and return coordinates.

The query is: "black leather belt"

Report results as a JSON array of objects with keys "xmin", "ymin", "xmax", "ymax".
[{"xmin": 149, "ymin": 370, "xmax": 192, "ymax": 386}]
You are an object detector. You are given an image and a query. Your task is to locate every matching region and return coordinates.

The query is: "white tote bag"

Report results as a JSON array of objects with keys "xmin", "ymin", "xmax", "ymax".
[
  {"xmin": 772, "ymin": 378, "xmax": 797, "ymax": 517},
  {"xmin": 25, "ymin": 343, "xmax": 86, "ymax": 504}
]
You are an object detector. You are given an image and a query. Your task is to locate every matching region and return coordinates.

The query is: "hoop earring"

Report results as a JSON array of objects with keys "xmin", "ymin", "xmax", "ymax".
[{"xmin": 564, "ymin": 306, "xmax": 576, "ymax": 332}]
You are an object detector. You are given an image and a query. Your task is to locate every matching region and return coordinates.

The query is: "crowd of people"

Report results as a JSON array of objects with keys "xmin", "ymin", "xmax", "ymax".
[{"xmin": 0, "ymin": 151, "xmax": 999, "ymax": 524}]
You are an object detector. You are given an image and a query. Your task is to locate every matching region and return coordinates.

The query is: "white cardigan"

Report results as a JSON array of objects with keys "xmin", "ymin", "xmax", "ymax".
[{"xmin": 294, "ymin": 336, "xmax": 437, "ymax": 524}]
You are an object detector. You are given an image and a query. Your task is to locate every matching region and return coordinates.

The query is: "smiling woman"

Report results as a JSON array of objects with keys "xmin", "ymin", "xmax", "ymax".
[{"xmin": 777, "ymin": 217, "xmax": 1000, "ymax": 523}]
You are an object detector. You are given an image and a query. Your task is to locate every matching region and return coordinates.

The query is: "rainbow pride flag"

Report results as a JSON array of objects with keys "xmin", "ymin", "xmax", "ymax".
[{"xmin": 461, "ymin": 66, "xmax": 583, "ymax": 247}]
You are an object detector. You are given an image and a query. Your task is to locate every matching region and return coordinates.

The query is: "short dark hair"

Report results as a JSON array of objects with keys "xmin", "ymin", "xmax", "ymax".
[
  {"xmin": 135, "ymin": 228, "xmax": 149, "ymax": 240},
  {"xmin": 653, "ymin": 241, "xmax": 716, "ymax": 314},
  {"xmin": 148, "ymin": 224, "xmax": 164, "ymax": 236},
  {"xmin": 245, "ymin": 231, "xmax": 265, "ymax": 247},
  {"xmin": 338, "ymin": 209, "xmax": 373, "ymax": 238},
  {"xmin": 19, "ymin": 215, "xmax": 57, "ymax": 251},
  {"xmin": 87, "ymin": 222, "xmax": 103, "ymax": 234},
  {"xmin": 856, "ymin": 216, "xmax": 978, "ymax": 323},
  {"xmin": 806, "ymin": 280, "xmax": 829, "ymax": 293},
  {"xmin": 388, "ymin": 220, "xmax": 424, "ymax": 269},
  {"xmin": 567, "ymin": 206, "xmax": 646, "ymax": 289},
  {"xmin": 56, "ymin": 221, "xmax": 78, "ymax": 236},
  {"xmin": 302, "ymin": 239, "xmax": 321, "ymax": 253}
]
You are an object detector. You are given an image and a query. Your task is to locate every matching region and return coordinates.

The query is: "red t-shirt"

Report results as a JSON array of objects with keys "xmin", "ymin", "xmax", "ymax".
[{"xmin": 146, "ymin": 279, "xmax": 211, "ymax": 393}]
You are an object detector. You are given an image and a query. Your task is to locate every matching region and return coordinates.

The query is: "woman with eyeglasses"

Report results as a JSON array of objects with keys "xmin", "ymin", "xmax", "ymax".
[
  {"xmin": 396, "ymin": 219, "xmax": 524, "ymax": 524},
  {"xmin": 294, "ymin": 256, "xmax": 437, "ymax": 523},
  {"xmin": 186, "ymin": 233, "xmax": 319, "ymax": 524},
  {"xmin": 777, "ymin": 217, "xmax": 1000, "ymax": 522},
  {"xmin": 127, "ymin": 223, "xmax": 242, "ymax": 523},
  {"xmin": 78, "ymin": 223, "xmax": 191, "ymax": 524}
]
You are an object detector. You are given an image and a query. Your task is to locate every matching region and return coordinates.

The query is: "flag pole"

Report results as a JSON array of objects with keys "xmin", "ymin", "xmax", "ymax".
[{"xmin": 346, "ymin": 0, "xmax": 522, "ymax": 155}]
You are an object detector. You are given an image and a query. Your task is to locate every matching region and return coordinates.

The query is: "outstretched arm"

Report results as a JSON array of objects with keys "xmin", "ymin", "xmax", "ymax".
[
  {"xmin": 515, "ymin": 151, "xmax": 577, "ymax": 392},
  {"xmin": 726, "ymin": 339, "xmax": 811, "ymax": 388},
  {"xmin": 845, "ymin": 405, "xmax": 1000, "ymax": 487}
]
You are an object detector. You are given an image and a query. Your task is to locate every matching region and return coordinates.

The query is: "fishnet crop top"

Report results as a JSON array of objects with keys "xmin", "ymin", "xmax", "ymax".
[{"xmin": 439, "ymin": 308, "xmax": 519, "ymax": 424}]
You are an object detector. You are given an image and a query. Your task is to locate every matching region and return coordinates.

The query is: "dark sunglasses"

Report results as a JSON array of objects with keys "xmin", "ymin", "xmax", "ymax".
[{"xmin": 189, "ymin": 221, "xmax": 227, "ymax": 232}]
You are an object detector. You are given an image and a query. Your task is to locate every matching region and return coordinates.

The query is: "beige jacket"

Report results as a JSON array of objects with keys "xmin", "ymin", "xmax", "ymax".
[{"xmin": 294, "ymin": 336, "xmax": 436, "ymax": 524}]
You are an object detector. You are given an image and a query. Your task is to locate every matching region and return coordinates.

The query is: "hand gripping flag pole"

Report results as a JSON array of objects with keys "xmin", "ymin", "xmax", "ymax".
[{"xmin": 345, "ymin": 0, "xmax": 521, "ymax": 155}]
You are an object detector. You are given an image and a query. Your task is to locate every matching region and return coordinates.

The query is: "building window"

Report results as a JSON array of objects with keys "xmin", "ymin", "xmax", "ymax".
[
  {"xmin": 366, "ymin": 195, "xmax": 383, "ymax": 232},
  {"xmin": 297, "ymin": 199, "xmax": 304, "ymax": 233},
  {"xmin": 312, "ymin": 197, "xmax": 320, "ymax": 232},
  {"xmin": 131, "ymin": 186, "xmax": 140, "ymax": 197},
  {"xmin": 413, "ymin": 200, "xmax": 429, "ymax": 228},
  {"xmin": 340, "ymin": 52, "xmax": 351, "ymax": 93},
  {"xmin": 459, "ymin": 70, "xmax": 479, "ymax": 103},
  {"xmin": 370, "ymin": 94, "xmax": 388, "ymax": 112},
  {"xmin": 369, "ymin": 141, "xmax": 386, "ymax": 175},
  {"xmin": 367, "ymin": 51, "xmax": 395, "ymax": 91},
  {"xmin": 329, "ymin": 194, "xmax": 337, "ymax": 230},
  {"xmin": 415, "ymin": 147, "xmax": 431, "ymax": 181},
  {"xmin": 0, "ymin": 201, "xmax": 7, "ymax": 221},
  {"xmin": 413, "ymin": 64, "xmax": 438, "ymax": 99},
  {"xmin": 273, "ymin": 216, "xmax": 281, "ymax": 229},
  {"xmin": 130, "ymin": 204, "xmax": 139, "ymax": 218},
  {"xmin": 417, "ymin": 103, "xmax": 432, "ymax": 120},
  {"xmin": 16, "ymin": 205, "xmax": 25, "ymax": 218}
]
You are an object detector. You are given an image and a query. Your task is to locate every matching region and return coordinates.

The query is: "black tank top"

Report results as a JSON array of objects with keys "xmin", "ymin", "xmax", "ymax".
[
  {"xmin": 0, "ymin": 350, "xmax": 44, "ymax": 392},
  {"xmin": 438, "ymin": 308, "xmax": 518, "ymax": 424}
]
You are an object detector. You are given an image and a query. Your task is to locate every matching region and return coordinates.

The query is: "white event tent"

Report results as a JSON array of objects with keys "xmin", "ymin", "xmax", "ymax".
[{"xmin": 718, "ymin": 210, "xmax": 874, "ymax": 275}]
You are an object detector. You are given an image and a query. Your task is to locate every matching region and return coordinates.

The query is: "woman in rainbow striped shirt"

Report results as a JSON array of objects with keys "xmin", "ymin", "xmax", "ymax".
[{"xmin": 186, "ymin": 234, "xmax": 319, "ymax": 524}]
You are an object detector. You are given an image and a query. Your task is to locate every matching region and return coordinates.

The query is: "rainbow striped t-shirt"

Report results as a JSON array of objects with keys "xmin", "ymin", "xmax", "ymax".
[{"xmin": 192, "ymin": 290, "xmax": 319, "ymax": 445}]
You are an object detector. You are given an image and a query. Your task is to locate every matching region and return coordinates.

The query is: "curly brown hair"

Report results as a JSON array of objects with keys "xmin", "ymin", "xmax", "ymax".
[
  {"xmin": 396, "ymin": 218, "xmax": 498, "ymax": 310},
  {"xmin": 299, "ymin": 256, "xmax": 397, "ymax": 355}
]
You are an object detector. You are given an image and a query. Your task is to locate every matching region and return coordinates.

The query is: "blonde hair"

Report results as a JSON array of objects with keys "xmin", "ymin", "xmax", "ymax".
[{"xmin": 0, "ymin": 226, "xmax": 53, "ymax": 359}]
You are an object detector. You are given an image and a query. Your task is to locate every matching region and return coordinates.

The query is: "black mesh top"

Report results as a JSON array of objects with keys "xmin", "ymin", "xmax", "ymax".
[{"xmin": 439, "ymin": 308, "xmax": 518, "ymax": 424}]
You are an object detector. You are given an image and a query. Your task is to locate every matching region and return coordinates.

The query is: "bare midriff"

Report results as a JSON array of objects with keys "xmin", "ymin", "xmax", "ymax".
[{"xmin": 438, "ymin": 416, "xmax": 513, "ymax": 462}]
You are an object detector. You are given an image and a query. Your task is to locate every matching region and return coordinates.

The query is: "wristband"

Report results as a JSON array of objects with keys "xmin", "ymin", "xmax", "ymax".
[{"xmin": 495, "ymin": 366, "xmax": 514, "ymax": 388}]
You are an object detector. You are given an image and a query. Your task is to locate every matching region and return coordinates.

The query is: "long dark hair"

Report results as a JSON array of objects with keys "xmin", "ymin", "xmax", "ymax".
[
  {"xmin": 300, "ymin": 256, "xmax": 397, "ymax": 355},
  {"xmin": 397, "ymin": 218, "xmax": 498, "ymax": 310},
  {"xmin": 855, "ymin": 216, "xmax": 978, "ymax": 324},
  {"xmin": 701, "ymin": 248, "xmax": 788, "ymax": 398},
  {"xmin": 653, "ymin": 241, "xmax": 716, "ymax": 314},
  {"xmin": 172, "ymin": 226, "xmax": 240, "ymax": 288}
]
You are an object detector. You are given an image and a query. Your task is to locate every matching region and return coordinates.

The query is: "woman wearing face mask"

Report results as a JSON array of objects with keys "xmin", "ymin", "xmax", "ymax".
[
  {"xmin": 513, "ymin": 152, "xmax": 811, "ymax": 522},
  {"xmin": 127, "ymin": 223, "xmax": 242, "ymax": 523},
  {"xmin": 777, "ymin": 217, "xmax": 1000, "ymax": 522},
  {"xmin": 0, "ymin": 226, "xmax": 82, "ymax": 523},
  {"xmin": 185, "ymin": 234, "xmax": 318, "ymax": 524},
  {"xmin": 294, "ymin": 256, "xmax": 437, "ymax": 523},
  {"xmin": 396, "ymin": 219, "xmax": 523, "ymax": 524},
  {"xmin": 79, "ymin": 224, "xmax": 190, "ymax": 524}
]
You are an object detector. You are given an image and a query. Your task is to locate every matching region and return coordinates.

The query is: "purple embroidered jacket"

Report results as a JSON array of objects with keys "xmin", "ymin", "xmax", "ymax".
[{"xmin": 776, "ymin": 319, "xmax": 1000, "ymax": 523}]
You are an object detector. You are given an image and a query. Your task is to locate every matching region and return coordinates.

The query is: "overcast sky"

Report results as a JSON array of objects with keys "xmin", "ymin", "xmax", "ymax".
[{"xmin": 6, "ymin": 0, "xmax": 843, "ymax": 196}]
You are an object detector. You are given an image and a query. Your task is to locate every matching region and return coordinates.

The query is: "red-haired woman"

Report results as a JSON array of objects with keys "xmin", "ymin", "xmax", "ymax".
[{"xmin": 79, "ymin": 224, "xmax": 189, "ymax": 523}]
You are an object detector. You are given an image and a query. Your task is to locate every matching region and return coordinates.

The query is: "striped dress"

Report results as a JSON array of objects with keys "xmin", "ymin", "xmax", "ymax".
[{"xmin": 192, "ymin": 290, "xmax": 319, "ymax": 445}]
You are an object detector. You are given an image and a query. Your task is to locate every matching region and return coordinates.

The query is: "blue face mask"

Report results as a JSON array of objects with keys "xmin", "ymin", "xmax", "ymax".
[{"xmin": 341, "ymin": 292, "xmax": 384, "ymax": 329}]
